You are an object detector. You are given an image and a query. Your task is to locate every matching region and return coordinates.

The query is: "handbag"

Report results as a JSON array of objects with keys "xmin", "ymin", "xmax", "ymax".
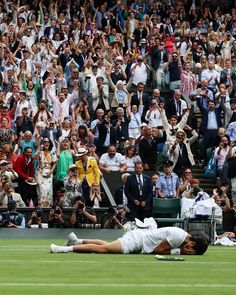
[{"xmin": 204, "ymin": 153, "xmax": 217, "ymax": 179}]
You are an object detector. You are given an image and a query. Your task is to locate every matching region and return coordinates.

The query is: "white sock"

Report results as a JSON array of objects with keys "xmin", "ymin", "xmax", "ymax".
[
  {"xmin": 74, "ymin": 239, "xmax": 83, "ymax": 245},
  {"xmin": 61, "ymin": 246, "xmax": 73, "ymax": 253}
]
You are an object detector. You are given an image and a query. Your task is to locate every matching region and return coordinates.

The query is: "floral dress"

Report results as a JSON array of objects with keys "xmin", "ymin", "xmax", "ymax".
[
  {"xmin": 35, "ymin": 151, "xmax": 57, "ymax": 207},
  {"xmin": 0, "ymin": 128, "xmax": 14, "ymax": 149},
  {"xmin": 62, "ymin": 177, "xmax": 83, "ymax": 207}
]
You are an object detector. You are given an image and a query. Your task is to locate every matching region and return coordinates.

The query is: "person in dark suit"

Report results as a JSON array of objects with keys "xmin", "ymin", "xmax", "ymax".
[
  {"xmin": 197, "ymin": 98, "xmax": 222, "ymax": 165},
  {"xmin": 139, "ymin": 125, "xmax": 166, "ymax": 171},
  {"xmin": 59, "ymin": 46, "xmax": 73, "ymax": 71},
  {"xmin": 41, "ymin": 118, "xmax": 62, "ymax": 150},
  {"xmin": 133, "ymin": 21, "xmax": 148, "ymax": 46},
  {"xmin": 76, "ymin": 46, "xmax": 88, "ymax": 72},
  {"xmin": 112, "ymin": 107, "xmax": 129, "ymax": 141},
  {"xmin": 150, "ymin": 38, "xmax": 169, "ymax": 87},
  {"xmin": 96, "ymin": 116, "xmax": 117, "ymax": 156},
  {"xmin": 114, "ymin": 173, "xmax": 130, "ymax": 210},
  {"xmin": 165, "ymin": 90, "xmax": 188, "ymax": 120},
  {"xmin": 44, "ymin": 19, "xmax": 60, "ymax": 38},
  {"xmin": 130, "ymin": 82, "xmax": 149, "ymax": 120},
  {"xmin": 125, "ymin": 162, "xmax": 153, "ymax": 221}
]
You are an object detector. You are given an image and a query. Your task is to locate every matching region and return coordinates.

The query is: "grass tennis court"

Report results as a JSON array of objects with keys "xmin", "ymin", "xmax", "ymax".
[{"xmin": 0, "ymin": 239, "xmax": 235, "ymax": 295}]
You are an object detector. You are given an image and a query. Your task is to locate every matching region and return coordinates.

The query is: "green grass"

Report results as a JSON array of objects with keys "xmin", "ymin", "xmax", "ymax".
[{"xmin": 0, "ymin": 239, "xmax": 235, "ymax": 295}]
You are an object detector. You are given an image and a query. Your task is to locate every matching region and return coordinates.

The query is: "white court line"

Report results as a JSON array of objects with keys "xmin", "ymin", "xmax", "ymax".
[
  {"xmin": 0, "ymin": 283, "xmax": 235, "ymax": 288},
  {"xmin": 0, "ymin": 245, "xmax": 234, "ymax": 250},
  {"xmin": 0, "ymin": 260, "xmax": 235, "ymax": 265}
]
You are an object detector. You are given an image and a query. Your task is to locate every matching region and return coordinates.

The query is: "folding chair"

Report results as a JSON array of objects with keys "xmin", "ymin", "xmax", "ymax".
[
  {"xmin": 153, "ymin": 198, "xmax": 187, "ymax": 228},
  {"xmin": 185, "ymin": 208, "xmax": 216, "ymax": 244}
]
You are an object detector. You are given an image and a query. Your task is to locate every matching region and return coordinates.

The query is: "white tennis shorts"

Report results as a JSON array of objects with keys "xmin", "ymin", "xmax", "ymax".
[{"xmin": 118, "ymin": 230, "xmax": 143, "ymax": 254}]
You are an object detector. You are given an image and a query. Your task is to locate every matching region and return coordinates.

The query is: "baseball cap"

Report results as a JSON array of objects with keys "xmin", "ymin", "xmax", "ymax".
[{"xmin": 163, "ymin": 160, "xmax": 174, "ymax": 166}]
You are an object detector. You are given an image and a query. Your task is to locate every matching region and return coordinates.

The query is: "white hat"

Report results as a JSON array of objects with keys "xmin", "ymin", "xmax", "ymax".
[
  {"xmin": 195, "ymin": 63, "xmax": 202, "ymax": 68},
  {"xmin": 75, "ymin": 147, "xmax": 88, "ymax": 157},
  {"xmin": 67, "ymin": 164, "xmax": 77, "ymax": 171},
  {"xmin": 116, "ymin": 56, "xmax": 124, "ymax": 61},
  {"xmin": 59, "ymin": 136, "xmax": 70, "ymax": 143}
]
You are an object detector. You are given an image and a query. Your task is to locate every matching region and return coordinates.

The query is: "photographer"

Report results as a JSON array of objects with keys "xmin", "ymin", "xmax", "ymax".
[
  {"xmin": 103, "ymin": 205, "xmax": 130, "ymax": 229},
  {"xmin": 70, "ymin": 197, "xmax": 97, "ymax": 228},
  {"xmin": 0, "ymin": 200, "xmax": 25, "ymax": 228},
  {"xmin": 27, "ymin": 207, "xmax": 46, "ymax": 228},
  {"xmin": 48, "ymin": 204, "xmax": 66, "ymax": 228}
]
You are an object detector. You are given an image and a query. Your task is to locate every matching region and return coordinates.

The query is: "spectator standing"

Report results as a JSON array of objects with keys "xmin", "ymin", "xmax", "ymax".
[
  {"xmin": 14, "ymin": 147, "xmax": 37, "ymax": 206},
  {"xmin": 139, "ymin": 125, "xmax": 166, "ymax": 171},
  {"xmin": 75, "ymin": 147, "xmax": 100, "ymax": 206},
  {"xmin": 34, "ymin": 138, "xmax": 57, "ymax": 207},
  {"xmin": 55, "ymin": 138, "xmax": 74, "ymax": 185},
  {"xmin": 125, "ymin": 162, "xmax": 153, "ymax": 221},
  {"xmin": 167, "ymin": 129, "xmax": 198, "ymax": 177},
  {"xmin": 156, "ymin": 160, "xmax": 180, "ymax": 199},
  {"xmin": 62, "ymin": 164, "xmax": 83, "ymax": 208}
]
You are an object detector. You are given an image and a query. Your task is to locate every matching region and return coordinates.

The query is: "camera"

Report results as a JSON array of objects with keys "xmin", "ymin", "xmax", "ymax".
[
  {"xmin": 77, "ymin": 203, "xmax": 84, "ymax": 210},
  {"xmin": 36, "ymin": 211, "xmax": 42, "ymax": 218},
  {"xmin": 107, "ymin": 207, "xmax": 117, "ymax": 217},
  {"xmin": 2, "ymin": 220, "xmax": 10, "ymax": 227},
  {"xmin": 55, "ymin": 209, "xmax": 61, "ymax": 215}
]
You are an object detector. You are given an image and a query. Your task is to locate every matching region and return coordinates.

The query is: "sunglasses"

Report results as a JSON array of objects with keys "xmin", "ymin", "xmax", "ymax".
[{"xmin": 185, "ymin": 171, "xmax": 192, "ymax": 174}]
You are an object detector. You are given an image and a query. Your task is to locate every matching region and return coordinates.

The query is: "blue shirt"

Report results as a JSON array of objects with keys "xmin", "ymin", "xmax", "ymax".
[
  {"xmin": 226, "ymin": 121, "xmax": 236, "ymax": 141},
  {"xmin": 156, "ymin": 173, "xmax": 180, "ymax": 198}
]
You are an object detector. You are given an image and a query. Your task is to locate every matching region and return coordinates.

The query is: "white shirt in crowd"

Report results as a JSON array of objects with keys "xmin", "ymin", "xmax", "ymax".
[
  {"xmin": 145, "ymin": 109, "xmax": 162, "ymax": 127},
  {"xmin": 99, "ymin": 152, "xmax": 126, "ymax": 171},
  {"xmin": 131, "ymin": 63, "xmax": 148, "ymax": 86},
  {"xmin": 48, "ymin": 91, "xmax": 77, "ymax": 120}
]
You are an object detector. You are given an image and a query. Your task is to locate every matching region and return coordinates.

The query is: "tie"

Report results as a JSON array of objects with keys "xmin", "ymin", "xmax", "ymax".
[
  {"xmin": 82, "ymin": 161, "xmax": 87, "ymax": 171},
  {"xmin": 177, "ymin": 100, "xmax": 181, "ymax": 116},
  {"xmin": 138, "ymin": 174, "xmax": 143, "ymax": 195}
]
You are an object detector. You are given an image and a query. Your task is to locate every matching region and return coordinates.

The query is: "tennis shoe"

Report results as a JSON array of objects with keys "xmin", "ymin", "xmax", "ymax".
[
  {"xmin": 64, "ymin": 232, "xmax": 79, "ymax": 246},
  {"xmin": 50, "ymin": 244, "xmax": 68, "ymax": 253}
]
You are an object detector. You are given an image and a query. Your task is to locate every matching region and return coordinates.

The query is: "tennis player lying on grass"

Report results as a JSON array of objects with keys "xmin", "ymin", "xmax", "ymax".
[{"xmin": 50, "ymin": 227, "xmax": 208, "ymax": 255}]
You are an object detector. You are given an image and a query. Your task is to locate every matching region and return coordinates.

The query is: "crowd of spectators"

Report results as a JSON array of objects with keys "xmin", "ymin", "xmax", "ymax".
[{"xmin": 0, "ymin": 0, "xmax": 236, "ymax": 234}]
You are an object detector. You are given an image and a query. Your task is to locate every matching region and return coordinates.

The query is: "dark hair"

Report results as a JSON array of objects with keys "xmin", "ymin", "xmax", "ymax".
[
  {"xmin": 190, "ymin": 235, "xmax": 208, "ymax": 255},
  {"xmin": 24, "ymin": 147, "xmax": 33, "ymax": 153},
  {"xmin": 134, "ymin": 161, "xmax": 144, "ymax": 167},
  {"xmin": 151, "ymin": 172, "xmax": 160, "ymax": 177},
  {"xmin": 208, "ymin": 100, "xmax": 216, "ymax": 105},
  {"xmin": 41, "ymin": 137, "xmax": 53, "ymax": 151},
  {"xmin": 170, "ymin": 115, "xmax": 178, "ymax": 121},
  {"xmin": 125, "ymin": 145, "xmax": 136, "ymax": 157},
  {"xmin": 1, "ymin": 116, "xmax": 9, "ymax": 122},
  {"xmin": 78, "ymin": 125, "xmax": 88, "ymax": 138}
]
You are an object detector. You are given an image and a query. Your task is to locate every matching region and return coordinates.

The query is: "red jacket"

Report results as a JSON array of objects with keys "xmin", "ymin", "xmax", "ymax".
[{"xmin": 13, "ymin": 154, "xmax": 34, "ymax": 180}]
